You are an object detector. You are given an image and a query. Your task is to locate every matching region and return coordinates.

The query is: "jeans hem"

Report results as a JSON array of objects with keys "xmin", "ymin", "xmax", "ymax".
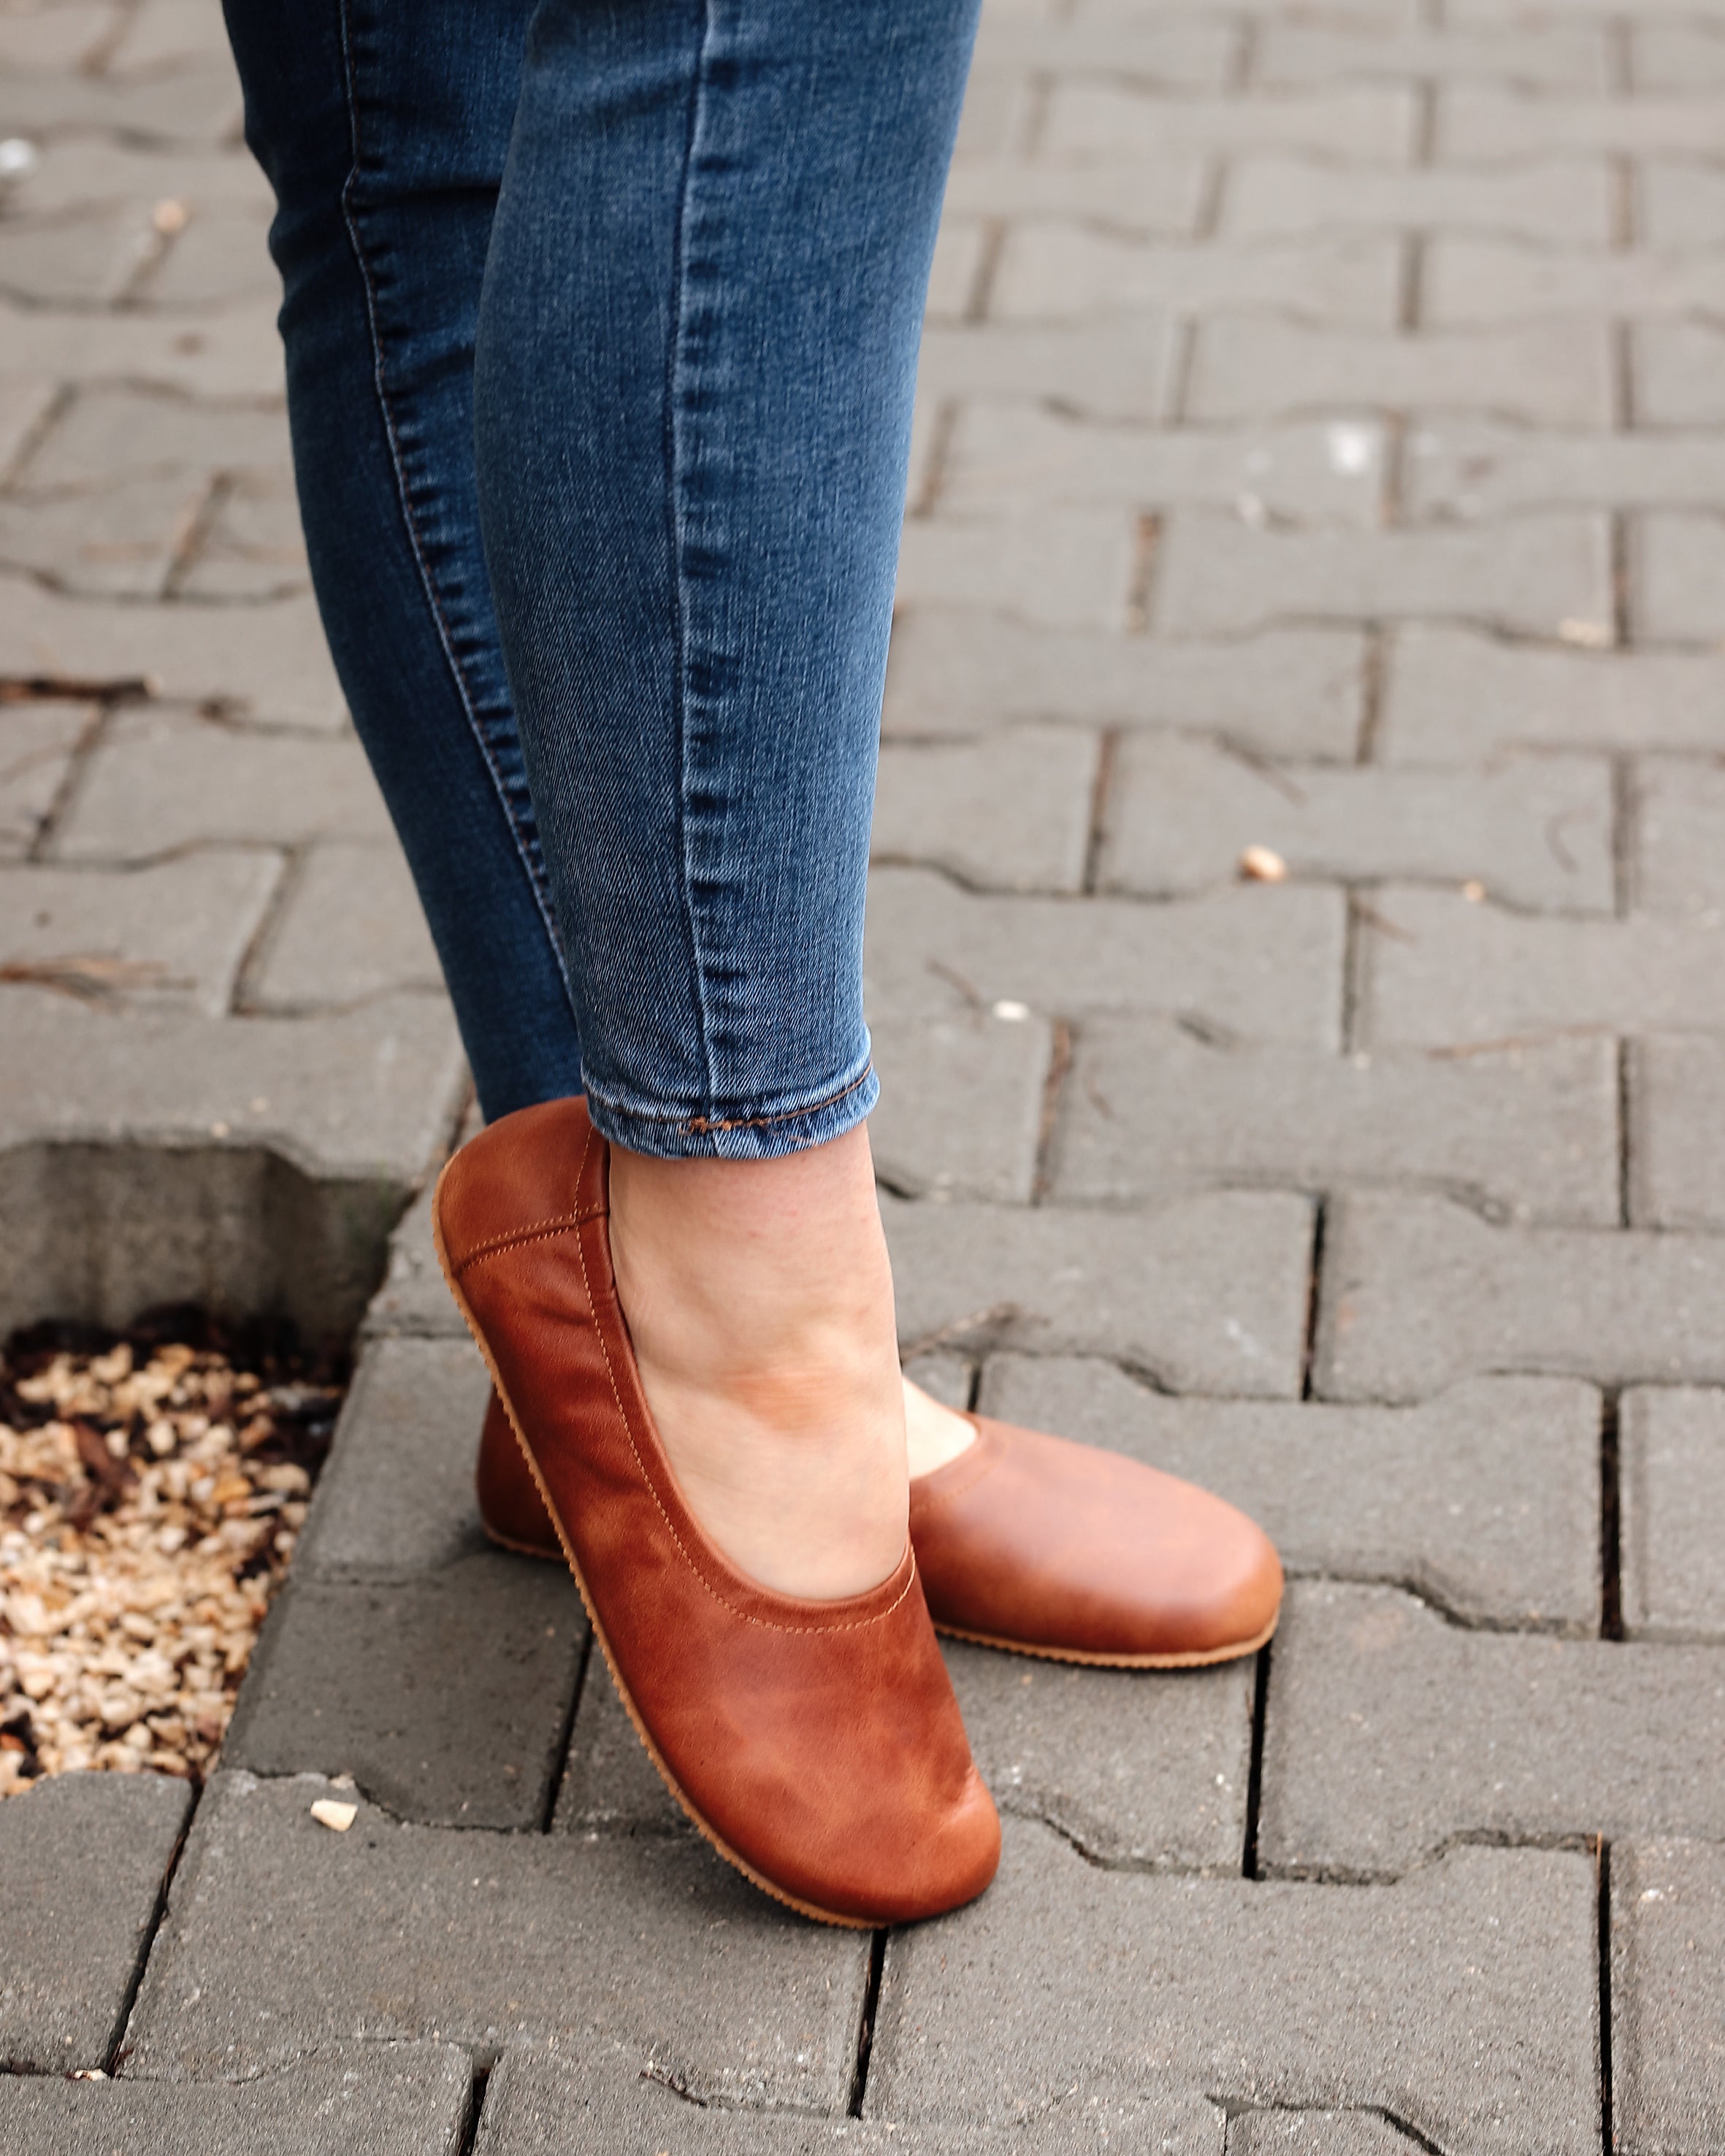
[{"xmin": 584, "ymin": 1061, "xmax": 879, "ymax": 1161}]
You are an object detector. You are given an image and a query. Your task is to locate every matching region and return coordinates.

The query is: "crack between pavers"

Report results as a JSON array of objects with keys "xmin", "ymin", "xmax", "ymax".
[
  {"xmin": 454, "ymin": 2058, "xmax": 492, "ymax": 2156},
  {"xmin": 1596, "ymin": 1836, "xmax": 1615, "ymax": 2156},
  {"xmin": 846, "ymin": 1930, "xmax": 887, "ymax": 2118},
  {"xmin": 104, "ymin": 1788, "xmax": 195, "ymax": 2076},
  {"xmin": 1241, "ymin": 1638, "xmax": 1269, "ymax": 1880},
  {"xmin": 539, "ymin": 1624, "xmax": 594, "ymax": 1834}
]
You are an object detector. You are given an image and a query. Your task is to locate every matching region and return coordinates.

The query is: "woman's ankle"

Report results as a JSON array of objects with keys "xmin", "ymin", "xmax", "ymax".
[{"xmin": 608, "ymin": 1125, "xmax": 909, "ymax": 1598}]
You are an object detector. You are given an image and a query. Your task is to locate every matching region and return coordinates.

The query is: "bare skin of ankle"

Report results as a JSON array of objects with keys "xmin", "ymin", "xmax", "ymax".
[
  {"xmin": 902, "ymin": 1373, "xmax": 977, "ymax": 1479},
  {"xmin": 608, "ymin": 1125, "xmax": 909, "ymax": 1600}
]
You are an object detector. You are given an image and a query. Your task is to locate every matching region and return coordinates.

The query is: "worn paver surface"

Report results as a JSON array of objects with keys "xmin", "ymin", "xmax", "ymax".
[{"xmin": 4, "ymin": 0, "xmax": 1724, "ymax": 2149}]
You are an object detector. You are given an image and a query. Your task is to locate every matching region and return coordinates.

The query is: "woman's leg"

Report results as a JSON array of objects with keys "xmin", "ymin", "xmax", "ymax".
[
  {"xmin": 221, "ymin": 0, "xmax": 583, "ymax": 1121},
  {"xmin": 473, "ymin": 0, "xmax": 981, "ymax": 1595}
]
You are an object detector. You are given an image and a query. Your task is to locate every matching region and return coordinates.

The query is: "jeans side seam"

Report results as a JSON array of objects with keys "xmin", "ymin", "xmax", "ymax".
[
  {"xmin": 664, "ymin": 0, "xmax": 722, "ymax": 1120},
  {"xmin": 332, "ymin": 0, "xmax": 573, "ymax": 1002}
]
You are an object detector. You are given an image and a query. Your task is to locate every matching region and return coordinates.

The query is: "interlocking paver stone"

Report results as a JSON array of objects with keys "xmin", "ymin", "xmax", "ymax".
[
  {"xmin": 123, "ymin": 1771, "xmax": 870, "ymax": 2102},
  {"xmin": 1052, "ymin": 1020, "xmax": 1619, "ymax": 1226},
  {"xmin": 866, "ymin": 867, "xmax": 1347, "ymax": 1046},
  {"xmin": 882, "ymin": 615, "xmax": 1366, "ymax": 759},
  {"xmin": 990, "ymin": 231, "xmax": 1401, "ymax": 331},
  {"xmin": 294, "ymin": 1335, "xmax": 494, "ymax": 1579},
  {"xmin": 223, "ymin": 1556, "xmax": 585, "ymax": 1830},
  {"xmin": 970, "ymin": 15, "xmax": 1235, "ymax": 85},
  {"xmin": 1629, "ymin": 754, "xmax": 1725, "ymax": 916},
  {"xmin": 249, "ymin": 842, "xmax": 442, "ymax": 1008},
  {"xmin": 1610, "ymin": 1838, "xmax": 1725, "ymax": 2156},
  {"xmin": 0, "ymin": 849, "xmax": 279, "ymax": 1015},
  {"xmin": 1380, "ymin": 626, "xmax": 1725, "ymax": 763},
  {"xmin": 1315, "ymin": 1194, "xmax": 1725, "ymax": 1400},
  {"xmin": 0, "ymin": 293, "xmax": 284, "ymax": 400},
  {"xmin": 1632, "ymin": 321, "xmax": 1725, "ymax": 431},
  {"xmin": 1253, "ymin": 23, "xmax": 1610, "ymax": 89},
  {"xmin": 939, "ymin": 407, "xmax": 1385, "ymax": 523},
  {"xmin": 1425, "ymin": 238, "xmax": 1725, "ymax": 328},
  {"xmin": 1441, "ymin": 85, "xmax": 1725, "ymax": 158},
  {"xmin": 896, "ymin": 510, "xmax": 1136, "ymax": 628},
  {"xmin": 1154, "ymin": 511, "xmax": 1613, "ymax": 640},
  {"xmin": 1406, "ymin": 419, "xmax": 1725, "ymax": 518},
  {"xmin": 886, "ymin": 1189, "xmax": 1312, "ymax": 1396},
  {"xmin": 0, "ymin": 989, "xmax": 464, "ymax": 1347},
  {"xmin": 1101, "ymin": 734, "xmax": 1613, "ymax": 910},
  {"xmin": 475, "ymin": 2053, "xmax": 1226, "ymax": 2156},
  {"xmin": 1187, "ymin": 320, "xmax": 1613, "ymax": 428},
  {"xmin": 1222, "ymin": 158, "xmax": 1613, "ymax": 245},
  {"xmin": 1629, "ymin": 1036, "xmax": 1725, "ymax": 1229},
  {"xmin": 943, "ymin": 158, "xmax": 1206, "ymax": 234},
  {"xmin": 1632, "ymin": 512, "xmax": 1725, "ymax": 644},
  {"xmin": 866, "ymin": 1819, "xmax": 1599, "ymax": 2156},
  {"xmin": 868, "ymin": 1008, "xmax": 1051, "ymax": 1203},
  {"xmin": 0, "ymin": 1771, "xmax": 192, "ymax": 2073},
  {"xmin": 981, "ymin": 1353, "xmax": 1600, "ymax": 1629},
  {"xmin": 1361, "ymin": 886, "xmax": 1725, "ymax": 1048},
  {"xmin": 1640, "ymin": 161, "xmax": 1725, "ymax": 252},
  {"xmin": 53, "ymin": 708, "xmax": 389, "ymax": 860},
  {"xmin": 22, "ymin": 385, "xmax": 288, "ymax": 487},
  {"xmin": 873, "ymin": 729, "xmax": 1098, "ymax": 891},
  {"xmin": 1620, "ymin": 1387, "xmax": 1725, "ymax": 1643},
  {"xmin": 0, "ymin": 585, "xmax": 343, "ymax": 726},
  {"xmin": 1043, "ymin": 85, "xmax": 1415, "ymax": 161},
  {"xmin": 916, "ymin": 321, "xmax": 1177, "ymax": 424},
  {"xmin": 1261, "ymin": 1581, "xmax": 1725, "ymax": 1879},
  {"xmin": 0, "ymin": 2044, "xmax": 473, "ymax": 2155}
]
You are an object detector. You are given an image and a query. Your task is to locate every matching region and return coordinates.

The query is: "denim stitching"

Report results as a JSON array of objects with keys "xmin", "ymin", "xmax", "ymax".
[
  {"xmin": 566, "ymin": 1124, "xmax": 918, "ymax": 1635},
  {"xmin": 333, "ymin": 0, "xmax": 573, "ymax": 999},
  {"xmin": 663, "ymin": 0, "xmax": 723, "ymax": 1121},
  {"xmin": 585, "ymin": 1061, "xmax": 876, "ymax": 1138}
]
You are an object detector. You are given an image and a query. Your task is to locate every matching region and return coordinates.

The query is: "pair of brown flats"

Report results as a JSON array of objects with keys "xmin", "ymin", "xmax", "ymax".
[{"xmin": 435, "ymin": 1097, "xmax": 1282, "ymax": 1928}]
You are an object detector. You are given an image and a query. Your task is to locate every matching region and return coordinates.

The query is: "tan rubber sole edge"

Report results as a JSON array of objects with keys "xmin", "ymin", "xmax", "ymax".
[
  {"xmin": 432, "ymin": 1179, "xmax": 873, "ymax": 1931},
  {"xmin": 933, "ymin": 1614, "xmax": 1279, "ymax": 1669}
]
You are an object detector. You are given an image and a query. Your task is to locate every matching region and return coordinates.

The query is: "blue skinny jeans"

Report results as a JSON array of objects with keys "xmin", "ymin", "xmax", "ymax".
[{"xmin": 221, "ymin": 0, "xmax": 979, "ymax": 1155}]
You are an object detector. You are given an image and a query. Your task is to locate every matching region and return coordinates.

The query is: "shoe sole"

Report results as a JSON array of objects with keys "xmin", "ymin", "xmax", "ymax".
[
  {"xmin": 434, "ymin": 1178, "xmax": 873, "ymax": 1931},
  {"xmin": 481, "ymin": 1522, "xmax": 1279, "ymax": 1667}
]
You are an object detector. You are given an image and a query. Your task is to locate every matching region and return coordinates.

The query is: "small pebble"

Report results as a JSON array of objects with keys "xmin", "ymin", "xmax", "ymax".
[
  {"xmin": 310, "ymin": 1798, "xmax": 358, "ymax": 1833},
  {"xmin": 1239, "ymin": 845, "xmax": 1288, "ymax": 883}
]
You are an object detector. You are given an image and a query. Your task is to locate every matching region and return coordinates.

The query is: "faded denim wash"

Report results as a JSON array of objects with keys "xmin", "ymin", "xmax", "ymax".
[{"xmin": 222, "ymin": 0, "xmax": 980, "ymax": 1154}]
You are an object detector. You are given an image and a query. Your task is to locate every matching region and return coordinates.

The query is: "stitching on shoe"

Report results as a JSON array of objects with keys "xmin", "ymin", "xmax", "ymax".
[
  {"xmin": 569, "ymin": 1124, "xmax": 917, "ymax": 1635},
  {"xmin": 454, "ymin": 1209, "xmax": 603, "ymax": 1273}
]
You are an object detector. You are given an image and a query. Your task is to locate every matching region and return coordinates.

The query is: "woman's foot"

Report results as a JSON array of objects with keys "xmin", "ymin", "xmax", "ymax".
[{"xmin": 608, "ymin": 1124, "xmax": 909, "ymax": 1600}]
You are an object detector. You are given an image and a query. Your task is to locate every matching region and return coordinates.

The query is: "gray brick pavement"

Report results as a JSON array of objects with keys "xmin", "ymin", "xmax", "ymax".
[
  {"xmin": 1620, "ymin": 1388, "xmax": 1725, "ymax": 1641},
  {"xmin": 123, "ymin": 1771, "xmax": 870, "ymax": 2102},
  {"xmin": 1, "ymin": 1773, "xmax": 191, "ymax": 2073},
  {"xmin": 1260, "ymin": 1581, "xmax": 1725, "ymax": 1879},
  {"xmin": 1316, "ymin": 1194, "xmax": 1725, "ymax": 1399},
  {"xmin": 0, "ymin": 2046, "xmax": 474, "ymax": 2155},
  {"xmin": 9, "ymin": 0, "xmax": 1725, "ymax": 2136},
  {"xmin": 882, "ymin": 615, "xmax": 1366, "ymax": 758},
  {"xmin": 1101, "ymin": 735, "xmax": 1614, "ymax": 910},
  {"xmin": 1051, "ymin": 1021, "xmax": 1619, "ymax": 1225},
  {"xmin": 1155, "ymin": 511, "xmax": 1613, "ymax": 639},
  {"xmin": 868, "ymin": 1821, "xmax": 1597, "ymax": 2156},
  {"xmin": 1612, "ymin": 1840, "xmax": 1725, "ymax": 2155}
]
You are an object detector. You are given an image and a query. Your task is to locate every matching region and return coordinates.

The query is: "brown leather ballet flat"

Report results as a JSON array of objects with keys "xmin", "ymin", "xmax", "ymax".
[
  {"xmin": 434, "ymin": 1096, "xmax": 999, "ymax": 1928},
  {"xmin": 480, "ymin": 1360, "xmax": 1281, "ymax": 1669}
]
